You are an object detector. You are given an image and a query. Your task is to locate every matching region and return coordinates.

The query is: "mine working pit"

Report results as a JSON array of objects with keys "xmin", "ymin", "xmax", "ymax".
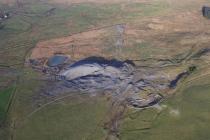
[{"xmin": 28, "ymin": 56, "xmax": 190, "ymax": 109}]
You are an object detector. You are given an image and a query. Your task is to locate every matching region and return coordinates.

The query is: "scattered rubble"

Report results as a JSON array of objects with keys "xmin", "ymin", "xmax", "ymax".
[{"xmin": 126, "ymin": 93, "xmax": 162, "ymax": 108}]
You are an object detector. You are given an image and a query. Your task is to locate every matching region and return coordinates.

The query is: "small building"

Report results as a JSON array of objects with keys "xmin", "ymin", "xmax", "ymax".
[{"xmin": 202, "ymin": 6, "xmax": 210, "ymax": 19}]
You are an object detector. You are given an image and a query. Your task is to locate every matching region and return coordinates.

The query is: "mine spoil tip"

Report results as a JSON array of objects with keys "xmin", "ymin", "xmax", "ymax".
[
  {"xmin": 58, "ymin": 56, "xmax": 134, "ymax": 81},
  {"xmin": 58, "ymin": 56, "xmax": 135, "ymax": 92}
]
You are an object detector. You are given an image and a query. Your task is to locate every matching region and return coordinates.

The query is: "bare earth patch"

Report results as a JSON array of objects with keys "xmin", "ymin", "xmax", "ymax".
[{"xmin": 30, "ymin": 29, "xmax": 108, "ymax": 60}]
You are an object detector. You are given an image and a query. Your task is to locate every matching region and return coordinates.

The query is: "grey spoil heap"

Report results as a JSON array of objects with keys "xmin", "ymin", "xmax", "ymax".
[{"xmin": 59, "ymin": 57, "xmax": 134, "ymax": 91}]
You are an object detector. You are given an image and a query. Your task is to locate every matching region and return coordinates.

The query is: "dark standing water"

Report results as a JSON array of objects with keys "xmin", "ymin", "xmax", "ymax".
[
  {"xmin": 47, "ymin": 55, "xmax": 68, "ymax": 67},
  {"xmin": 169, "ymin": 71, "xmax": 189, "ymax": 88},
  {"xmin": 68, "ymin": 56, "xmax": 135, "ymax": 68}
]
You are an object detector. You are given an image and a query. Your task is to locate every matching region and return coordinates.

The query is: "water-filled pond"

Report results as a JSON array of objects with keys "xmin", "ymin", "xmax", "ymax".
[{"xmin": 47, "ymin": 55, "xmax": 68, "ymax": 67}]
